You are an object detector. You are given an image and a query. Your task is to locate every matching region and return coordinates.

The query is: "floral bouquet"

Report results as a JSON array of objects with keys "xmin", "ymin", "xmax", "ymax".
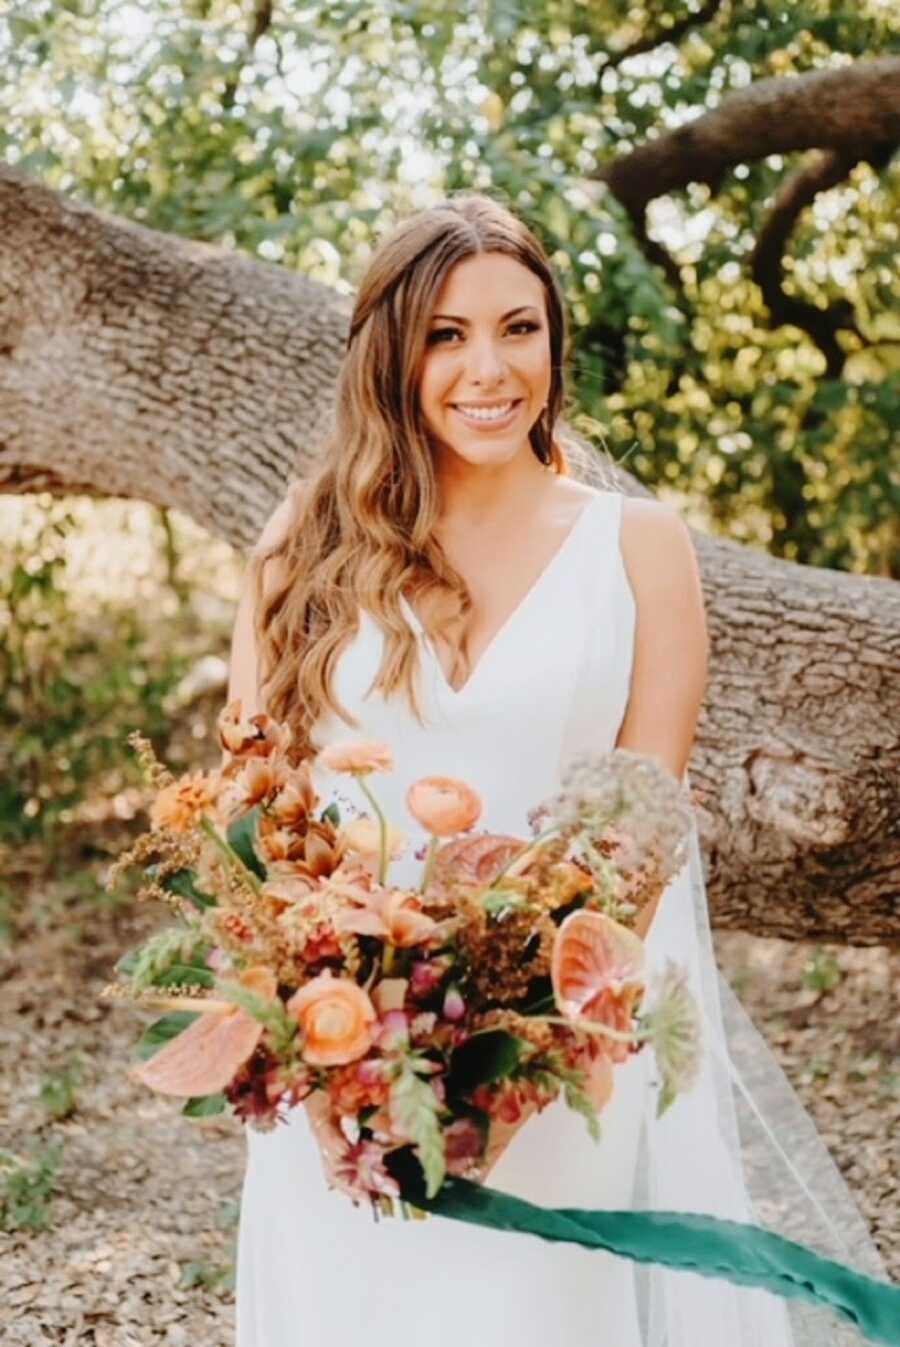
[
  {"xmin": 102, "ymin": 703, "xmax": 900, "ymax": 1341},
  {"xmin": 104, "ymin": 700, "xmax": 700, "ymax": 1208}
]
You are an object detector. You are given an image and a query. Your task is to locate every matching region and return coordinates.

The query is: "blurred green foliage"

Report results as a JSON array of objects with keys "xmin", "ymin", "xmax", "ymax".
[
  {"xmin": 39, "ymin": 1058, "xmax": 83, "ymax": 1122},
  {"xmin": 1, "ymin": 0, "xmax": 897, "ymax": 572},
  {"xmin": 0, "ymin": 496, "xmax": 240, "ymax": 854},
  {"xmin": 0, "ymin": 499, "xmax": 187, "ymax": 850},
  {"xmin": 0, "ymin": 1143, "xmax": 62, "ymax": 1233}
]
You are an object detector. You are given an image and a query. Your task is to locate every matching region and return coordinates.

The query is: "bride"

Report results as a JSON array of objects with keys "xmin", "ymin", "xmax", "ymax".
[{"xmin": 226, "ymin": 193, "xmax": 889, "ymax": 1345}]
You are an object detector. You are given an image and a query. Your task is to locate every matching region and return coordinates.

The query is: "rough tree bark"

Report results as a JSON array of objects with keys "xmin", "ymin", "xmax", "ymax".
[{"xmin": 0, "ymin": 166, "xmax": 897, "ymax": 943}]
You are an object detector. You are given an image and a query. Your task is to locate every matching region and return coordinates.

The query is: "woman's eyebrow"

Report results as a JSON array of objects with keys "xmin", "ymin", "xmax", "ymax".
[{"xmin": 429, "ymin": 305, "xmax": 539, "ymax": 324}]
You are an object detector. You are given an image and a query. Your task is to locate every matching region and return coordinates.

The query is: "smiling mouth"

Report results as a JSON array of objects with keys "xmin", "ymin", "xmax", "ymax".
[{"xmin": 450, "ymin": 399, "xmax": 523, "ymax": 425}]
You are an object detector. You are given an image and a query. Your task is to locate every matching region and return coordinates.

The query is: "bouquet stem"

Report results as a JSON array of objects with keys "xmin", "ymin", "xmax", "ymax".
[{"xmin": 356, "ymin": 775, "xmax": 390, "ymax": 885}]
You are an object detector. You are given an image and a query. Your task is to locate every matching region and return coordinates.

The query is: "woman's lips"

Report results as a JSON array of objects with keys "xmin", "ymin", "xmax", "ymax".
[{"xmin": 450, "ymin": 399, "xmax": 523, "ymax": 431}]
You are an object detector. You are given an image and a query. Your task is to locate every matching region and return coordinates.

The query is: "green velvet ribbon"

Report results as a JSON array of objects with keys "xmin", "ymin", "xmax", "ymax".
[{"xmin": 411, "ymin": 1179, "xmax": 900, "ymax": 1345}]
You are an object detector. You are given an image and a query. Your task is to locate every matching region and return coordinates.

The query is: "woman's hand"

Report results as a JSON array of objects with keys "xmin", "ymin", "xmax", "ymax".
[{"xmin": 303, "ymin": 1091, "xmax": 360, "ymax": 1201}]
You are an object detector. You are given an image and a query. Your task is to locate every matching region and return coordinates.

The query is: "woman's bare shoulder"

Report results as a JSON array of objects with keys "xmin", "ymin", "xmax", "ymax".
[{"xmin": 619, "ymin": 495, "xmax": 695, "ymax": 569}]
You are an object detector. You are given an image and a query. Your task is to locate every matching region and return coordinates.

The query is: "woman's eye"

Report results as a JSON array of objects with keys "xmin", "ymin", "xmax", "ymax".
[{"xmin": 426, "ymin": 321, "xmax": 539, "ymax": 345}]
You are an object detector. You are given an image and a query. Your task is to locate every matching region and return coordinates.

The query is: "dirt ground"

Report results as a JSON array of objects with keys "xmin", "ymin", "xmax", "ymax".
[{"xmin": 1, "ymin": 836, "xmax": 896, "ymax": 1347}]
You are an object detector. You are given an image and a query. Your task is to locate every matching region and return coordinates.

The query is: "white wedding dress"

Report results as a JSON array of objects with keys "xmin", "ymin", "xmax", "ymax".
[{"xmin": 235, "ymin": 487, "xmax": 889, "ymax": 1346}]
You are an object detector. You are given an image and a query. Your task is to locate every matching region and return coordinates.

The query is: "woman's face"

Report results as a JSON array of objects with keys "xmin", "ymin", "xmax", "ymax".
[{"xmin": 417, "ymin": 252, "xmax": 552, "ymax": 471}]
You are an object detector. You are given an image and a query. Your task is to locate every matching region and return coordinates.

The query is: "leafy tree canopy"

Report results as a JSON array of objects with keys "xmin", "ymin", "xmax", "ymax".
[{"xmin": 2, "ymin": 0, "xmax": 898, "ymax": 572}]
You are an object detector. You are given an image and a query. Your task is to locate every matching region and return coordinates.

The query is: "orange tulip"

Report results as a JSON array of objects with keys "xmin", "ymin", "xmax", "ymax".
[
  {"xmin": 406, "ymin": 776, "xmax": 482, "ymax": 836},
  {"xmin": 287, "ymin": 972, "xmax": 376, "ymax": 1067}
]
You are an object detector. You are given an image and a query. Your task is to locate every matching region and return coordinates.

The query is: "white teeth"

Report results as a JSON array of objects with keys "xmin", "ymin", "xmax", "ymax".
[{"xmin": 454, "ymin": 401, "xmax": 516, "ymax": 421}]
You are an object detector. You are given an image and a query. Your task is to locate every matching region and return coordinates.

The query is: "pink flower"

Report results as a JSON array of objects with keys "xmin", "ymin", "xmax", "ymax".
[
  {"xmin": 406, "ymin": 776, "xmax": 482, "ymax": 836},
  {"xmin": 444, "ymin": 1118, "xmax": 486, "ymax": 1176},
  {"xmin": 409, "ymin": 959, "xmax": 447, "ymax": 999},
  {"xmin": 317, "ymin": 740, "xmax": 394, "ymax": 775},
  {"xmin": 374, "ymin": 1010, "xmax": 410, "ymax": 1051},
  {"xmin": 442, "ymin": 985, "xmax": 466, "ymax": 1023},
  {"xmin": 334, "ymin": 1140, "xmax": 400, "ymax": 1201}
]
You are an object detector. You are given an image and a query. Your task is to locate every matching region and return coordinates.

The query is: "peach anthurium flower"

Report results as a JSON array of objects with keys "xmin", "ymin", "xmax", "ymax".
[
  {"xmin": 332, "ymin": 886, "xmax": 445, "ymax": 949},
  {"xmin": 428, "ymin": 833, "xmax": 526, "ymax": 900},
  {"xmin": 131, "ymin": 965, "xmax": 277, "ymax": 1098},
  {"xmin": 406, "ymin": 776, "xmax": 482, "ymax": 837},
  {"xmin": 287, "ymin": 971, "xmax": 377, "ymax": 1067},
  {"xmin": 150, "ymin": 771, "xmax": 219, "ymax": 835},
  {"xmin": 316, "ymin": 740, "xmax": 394, "ymax": 775},
  {"xmin": 551, "ymin": 909, "xmax": 646, "ymax": 1060}
]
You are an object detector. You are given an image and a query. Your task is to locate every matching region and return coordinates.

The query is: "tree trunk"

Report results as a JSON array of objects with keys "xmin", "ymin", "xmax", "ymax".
[{"xmin": 1, "ymin": 166, "xmax": 897, "ymax": 942}]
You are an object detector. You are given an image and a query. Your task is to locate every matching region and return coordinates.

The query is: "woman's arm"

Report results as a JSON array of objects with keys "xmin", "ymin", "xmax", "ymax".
[{"xmin": 615, "ymin": 497, "xmax": 709, "ymax": 938}]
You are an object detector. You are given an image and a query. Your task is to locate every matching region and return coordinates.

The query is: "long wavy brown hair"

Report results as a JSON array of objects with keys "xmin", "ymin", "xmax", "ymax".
[{"xmin": 250, "ymin": 192, "xmax": 594, "ymax": 764}]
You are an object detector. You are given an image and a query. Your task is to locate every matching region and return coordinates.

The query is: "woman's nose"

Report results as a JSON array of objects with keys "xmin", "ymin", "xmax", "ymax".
[{"xmin": 466, "ymin": 336, "xmax": 506, "ymax": 383}]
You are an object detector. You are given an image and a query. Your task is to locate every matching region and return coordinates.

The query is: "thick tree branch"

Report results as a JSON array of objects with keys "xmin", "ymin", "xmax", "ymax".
[
  {"xmin": 599, "ymin": 57, "xmax": 900, "ymax": 210},
  {"xmin": 222, "ymin": 0, "xmax": 275, "ymax": 110},
  {"xmin": 599, "ymin": 57, "xmax": 900, "ymax": 355},
  {"xmin": 0, "ymin": 166, "xmax": 898, "ymax": 942},
  {"xmin": 750, "ymin": 142, "xmax": 896, "ymax": 377}
]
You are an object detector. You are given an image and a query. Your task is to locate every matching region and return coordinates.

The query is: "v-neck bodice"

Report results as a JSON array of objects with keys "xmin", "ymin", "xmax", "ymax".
[
  {"xmin": 308, "ymin": 488, "xmax": 636, "ymax": 890},
  {"xmin": 398, "ymin": 489, "xmax": 602, "ymax": 699}
]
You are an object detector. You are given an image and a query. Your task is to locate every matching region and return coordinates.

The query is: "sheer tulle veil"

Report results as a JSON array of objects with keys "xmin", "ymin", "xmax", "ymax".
[{"xmin": 632, "ymin": 770, "xmax": 891, "ymax": 1345}]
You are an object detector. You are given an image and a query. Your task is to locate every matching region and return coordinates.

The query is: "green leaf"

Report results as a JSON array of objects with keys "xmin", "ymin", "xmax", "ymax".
[
  {"xmin": 481, "ymin": 890, "xmax": 537, "ymax": 917},
  {"xmin": 447, "ymin": 1030, "xmax": 526, "ymax": 1095},
  {"xmin": 389, "ymin": 1065, "xmax": 445, "ymax": 1199},
  {"xmin": 320, "ymin": 802, "xmax": 341, "ymax": 828},
  {"xmin": 182, "ymin": 1093, "xmax": 226, "ymax": 1117},
  {"xmin": 135, "ymin": 1012, "xmax": 199, "ymax": 1062},
  {"xmin": 157, "ymin": 866, "xmax": 217, "ymax": 911},
  {"xmin": 563, "ymin": 1080, "xmax": 601, "ymax": 1142},
  {"xmin": 227, "ymin": 807, "xmax": 266, "ymax": 880}
]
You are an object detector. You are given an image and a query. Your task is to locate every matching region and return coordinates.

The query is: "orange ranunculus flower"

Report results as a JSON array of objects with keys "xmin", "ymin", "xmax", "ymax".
[
  {"xmin": 406, "ymin": 776, "xmax": 482, "ymax": 837},
  {"xmin": 131, "ymin": 965, "xmax": 277, "ymax": 1097},
  {"xmin": 338, "ymin": 818, "xmax": 408, "ymax": 863},
  {"xmin": 316, "ymin": 739, "xmax": 394, "ymax": 775},
  {"xmin": 150, "ymin": 771, "xmax": 219, "ymax": 835},
  {"xmin": 218, "ymin": 698, "xmax": 292, "ymax": 759},
  {"xmin": 287, "ymin": 972, "xmax": 376, "ymax": 1067}
]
